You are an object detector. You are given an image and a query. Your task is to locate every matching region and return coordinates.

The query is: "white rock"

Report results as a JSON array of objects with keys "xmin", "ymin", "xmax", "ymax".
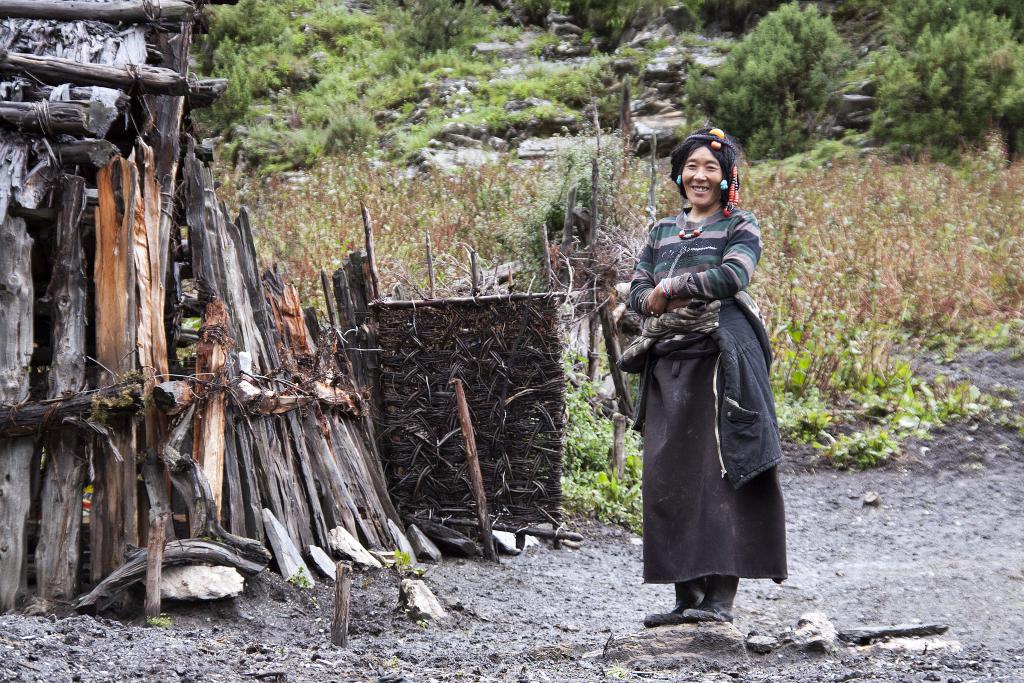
[
  {"xmin": 790, "ymin": 612, "xmax": 840, "ymax": 655},
  {"xmin": 491, "ymin": 530, "xmax": 521, "ymax": 556},
  {"xmin": 327, "ymin": 526, "xmax": 382, "ymax": 569},
  {"xmin": 387, "ymin": 519, "xmax": 418, "ymax": 562},
  {"xmin": 398, "ymin": 579, "xmax": 449, "ymax": 622},
  {"xmin": 161, "ymin": 565, "xmax": 244, "ymax": 601},
  {"xmin": 877, "ymin": 637, "xmax": 961, "ymax": 654}
]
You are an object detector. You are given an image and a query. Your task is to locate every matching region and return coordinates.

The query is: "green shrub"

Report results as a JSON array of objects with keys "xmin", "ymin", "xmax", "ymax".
[
  {"xmin": 884, "ymin": 0, "xmax": 1024, "ymax": 45},
  {"xmin": 871, "ymin": 11, "xmax": 1024, "ymax": 158},
  {"xmin": 387, "ymin": 0, "xmax": 496, "ymax": 53},
  {"xmin": 689, "ymin": 0, "xmax": 786, "ymax": 32},
  {"xmin": 514, "ymin": 0, "xmax": 671, "ymax": 39},
  {"xmin": 686, "ymin": 2, "xmax": 852, "ymax": 159}
]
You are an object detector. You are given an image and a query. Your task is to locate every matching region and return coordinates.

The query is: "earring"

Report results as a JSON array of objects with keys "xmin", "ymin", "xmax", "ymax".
[
  {"xmin": 676, "ymin": 174, "xmax": 682, "ymax": 185},
  {"xmin": 719, "ymin": 179, "xmax": 728, "ymax": 191}
]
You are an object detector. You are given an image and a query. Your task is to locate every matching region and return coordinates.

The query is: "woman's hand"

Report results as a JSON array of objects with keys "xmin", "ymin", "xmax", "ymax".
[{"xmin": 646, "ymin": 281, "xmax": 668, "ymax": 315}]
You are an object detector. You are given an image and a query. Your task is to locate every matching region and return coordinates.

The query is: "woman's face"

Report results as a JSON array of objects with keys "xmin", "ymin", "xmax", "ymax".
[{"xmin": 682, "ymin": 146, "xmax": 723, "ymax": 213}]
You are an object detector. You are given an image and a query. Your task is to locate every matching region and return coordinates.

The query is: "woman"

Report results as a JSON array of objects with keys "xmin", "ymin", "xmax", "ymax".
[{"xmin": 627, "ymin": 126, "xmax": 787, "ymax": 626}]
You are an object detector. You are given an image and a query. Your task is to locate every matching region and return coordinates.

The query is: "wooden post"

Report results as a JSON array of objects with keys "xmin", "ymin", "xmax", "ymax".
[
  {"xmin": 539, "ymin": 221, "xmax": 553, "ymax": 289},
  {"xmin": 424, "ymin": 232, "xmax": 435, "ymax": 299},
  {"xmin": 144, "ymin": 510, "xmax": 169, "ymax": 620},
  {"xmin": 612, "ymin": 413, "xmax": 627, "ymax": 480},
  {"xmin": 332, "ymin": 561, "xmax": 351, "ymax": 647},
  {"xmin": 450, "ymin": 378, "xmax": 498, "ymax": 562},
  {"xmin": 360, "ymin": 204, "xmax": 381, "ymax": 301},
  {"xmin": 469, "ymin": 249, "xmax": 480, "ymax": 297},
  {"xmin": 0, "ymin": 214, "xmax": 33, "ymax": 611},
  {"xmin": 320, "ymin": 269, "xmax": 337, "ymax": 329},
  {"xmin": 35, "ymin": 175, "xmax": 87, "ymax": 603},
  {"xmin": 619, "ymin": 78, "xmax": 631, "ymax": 177}
]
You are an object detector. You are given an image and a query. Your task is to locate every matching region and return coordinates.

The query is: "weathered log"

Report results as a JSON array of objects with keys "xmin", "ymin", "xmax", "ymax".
[
  {"xmin": 193, "ymin": 299, "xmax": 230, "ymax": 520},
  {"xmin": 332, "ymin": 562, "xmax": 351, "ymax": 647},
  {"xmin": 93, "ymin": 156, "xmax": 140, "ymax": 582},
  {"xmin": 451, "ymin": 378, "xmax": 497, "ymax": 562},
  {"xmin": 0, "ymin": 0, "xmax": 196, "ymax": 23},
  {"xmin": 189, "ymin": 79, "xmax": 227, "ymax": 108},
  {"xmin": 0, "ymin": 380, "xmax": 144, "ymax": 438},
  {"xmin": 0, "ymin": 214, "xmax": 33, "ymax": 611},
  {"xmin": 75, "ymin": 538, "xmax": 268, "ymax": 612},
  {"xmin": 0, "ymin": 49, "xmax": 189, "ymax": 96},
  {"xmin": 35, "ymin": 176, "xmax": 87, "ymax": 604},
  {"xmin": 407, "ymin": 518, "xmax": 480, "ymax": 557},
  {"xmin": 0, "ymin": 100, "xmax": 119, "ymax": 137},
  {"xmin": 360, "ymin": 204, "xmax": 380, "ymax": 301},
  {"xmin": 442, "ymin": 517, "xmax": 584, "ymax": 542},
  {"xmin": 54, "ymin": 140, "xmax": 120, "ymax": 168}
]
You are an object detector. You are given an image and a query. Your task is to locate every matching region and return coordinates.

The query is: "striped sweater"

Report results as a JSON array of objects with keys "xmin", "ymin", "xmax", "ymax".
[{"xmin": 629, "ymin": 208, "xmax": 762, "ymax": 315}]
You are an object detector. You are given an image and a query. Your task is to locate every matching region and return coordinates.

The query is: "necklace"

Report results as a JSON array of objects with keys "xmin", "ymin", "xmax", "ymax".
[{"xmin": 678, "ymin": 224, "xmax": 704, "ymax": 240}]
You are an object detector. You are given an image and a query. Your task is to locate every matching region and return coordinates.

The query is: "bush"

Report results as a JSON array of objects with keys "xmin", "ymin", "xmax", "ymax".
[
  {"xmin": 686, "ymin": 2, "xmax": 852, "ymax": 159},
  {"xmin": 871, "ymin": 10, "xmax": 1024, "ymax": 157},
  {"xmin": 388, "ymin": 0, "xmax": 495, "ymax": 53},
  {"xmin": 515, "ymin": 0, "xmax": 671, "ymax": 39},
  {"xmin": 689, "ymin": 0, "xmax": 786, "ymax": 32},
  {"xmin": 884, "ymin": 0, "xmax": 1024, "ymax": 45}
]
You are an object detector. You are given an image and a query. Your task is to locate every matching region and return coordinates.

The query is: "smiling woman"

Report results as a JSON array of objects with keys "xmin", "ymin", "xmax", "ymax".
[{"xmin": 627, "ymin": 126, "xmax": 787, "ymax": 628}]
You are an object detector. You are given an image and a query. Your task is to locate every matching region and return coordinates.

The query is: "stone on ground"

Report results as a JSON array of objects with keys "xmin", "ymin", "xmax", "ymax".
[
  {"xmin": 306, "ymin": 545, "xmax": 337, "ymax": 581},
  {"xmin": 876, "ymin": 637, "xmax": 961, "ymax": 653},
  {"xmin": 491, "ymin": 530, "xmax": 521, "ymax": 556},
  {"xmin": 398, "ymin": 579, "xmax": 449, "ymax": 622},
  {"xmin": 787, "ymin": 612, "xmax": 840, "ymax": 655},
  {"xmin": 603, "ymin": 622, "xmax": 746, "ymax": 668},
  {"xmin": 406, "ymin": 524, "xmax": 443, "ymax": 563},
  {"xmin": 262, "ymin": 508, "xmax": 314, "ymax": 588},
  {"xmin": 327, "ymin": 526, "xmax": 382, "ymax": 569},
  {"xmin": 161, "ymin": 565, "xmax": 244, "ymax": 601},
  {"xmin": 387, "ymin": 519, "xmax": 417, "ymax": 562},
  {"xmin": 745, "ymin": 634, "xmax": 778, "ymax": 654}
]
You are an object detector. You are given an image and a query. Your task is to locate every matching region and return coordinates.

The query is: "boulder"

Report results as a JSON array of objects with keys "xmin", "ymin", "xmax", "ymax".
[
  {"xmin": 398, "ymin": 579, "xmax": 449, "ymax": 622},
  {"xmin": 306, "ymin": 545, "xmax": 337, "ymax": 581},
  {"xmin": 161, "ymin": 565, "xmax": 244, "ymax": 601},
  {"xmin": 745, "ymin": 634, "xmax": 778, "ymax": 654},
  {"xmin": 633, "ymin": 111, "xmax": 687, "ymax": 155},
  {"xmin": 327, "ymin": 526, "xmax": 382, "ymax": 569},
  {"xmin": 409, "ymin": 518, "xmax": 479, "ymax": 557},
  {"xmin": 262, "ymin": 508, "xmax": 314, "ymax": 588},
  {"xmin": 836, "ymin": 94, "xmax": 875, "ymax": 130},
  {"xmin": 604, "ymin": 622, "xmax": 746, "ymax": 668},
  {"xmin": 406, "ymin": 524, "xmax": 443, "ymax": 563},
  {"xmin": 788, "ymin": 612, "xmax": 840, "ymax": 655}
]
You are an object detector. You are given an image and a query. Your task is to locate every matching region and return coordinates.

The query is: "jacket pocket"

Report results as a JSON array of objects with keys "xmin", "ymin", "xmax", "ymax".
[
  {"xmin": 724, "ymin": 396, "xmax": 758, "ymax": 424},
  {"xmin": 720, "ymin": 396, "xmax": 763, "ymax": 484}
]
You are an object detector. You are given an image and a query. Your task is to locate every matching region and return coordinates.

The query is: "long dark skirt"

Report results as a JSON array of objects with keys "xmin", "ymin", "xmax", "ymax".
[{"xmin": 642, "ymin": 333, "xmax": 787, "ymax": 583}]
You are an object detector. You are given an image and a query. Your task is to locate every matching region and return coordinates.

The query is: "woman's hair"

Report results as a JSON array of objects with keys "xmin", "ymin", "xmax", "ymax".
[{"xmin": 669, "ymin": 126, "xmax": 744, "ymax": 209}]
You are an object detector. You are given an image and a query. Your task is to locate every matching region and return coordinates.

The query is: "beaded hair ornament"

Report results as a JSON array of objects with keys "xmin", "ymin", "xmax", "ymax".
[{"xmin": 674, "ymin": 127, "xmax": 741, "ymax": 221}]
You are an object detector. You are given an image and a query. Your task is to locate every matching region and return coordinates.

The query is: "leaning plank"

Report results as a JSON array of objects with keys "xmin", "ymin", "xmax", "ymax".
[
  {"xmin": 35, "ymin": 176, "xmax": 87, "ymax": 604},
  {"xmin": 0, "ymin": 100, "xmax": 119, "ymax": 137},
  {"xmin": 0, "ymin": 214, "xmax": 33, "ymax": 611},
  {"xmin": 451, "ymin": 378, "xmax": 497, "ymax": 562},
  {"xmin": 193, "ymin": 299, "xmax": 230, "ymax": 521},
  {"xmin": 74, "ymin": 538, "xmax": 268, "ymax": 613},
  {"xmin": 93, "ymin": 156, "xmax": 140, "ymax": 582},
  {"xmin": 0, "ymin": 49, "xmax": 190, "ymax": 96},
  {"xmin": 0, "ymin": 0, "xmax": 195, "ymax": 23},
  {"xmin": 0, "ymin": 380, "xmax": 144, "ymax": 438},
  {"xmin": 262, "ymin": 508, "xmax": 313, "ymax": 587}
]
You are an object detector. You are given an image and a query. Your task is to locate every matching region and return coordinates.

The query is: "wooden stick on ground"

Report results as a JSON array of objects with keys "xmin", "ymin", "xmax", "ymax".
[
  {"xmin": 144, "ymin": 510, "xmax": 169, "ymax": 620},
  {"xmin": 451, "ymin": 378, "xmax": 498, "ymax": 562},
  {"xmin": 332, "ymin": 561, "xmax": 351, "ymax": 647}
]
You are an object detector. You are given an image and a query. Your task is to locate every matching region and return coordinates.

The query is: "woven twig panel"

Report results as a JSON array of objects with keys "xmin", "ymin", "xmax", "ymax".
[{"xmin": 374, "ymin": 296, "xmax": 565, "ymax": 527}]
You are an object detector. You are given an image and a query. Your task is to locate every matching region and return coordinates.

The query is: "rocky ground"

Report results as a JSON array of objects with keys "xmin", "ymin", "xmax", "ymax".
[{"xmin": 1, "ymin": 352, "xmax": 1022, "ymax": 683}]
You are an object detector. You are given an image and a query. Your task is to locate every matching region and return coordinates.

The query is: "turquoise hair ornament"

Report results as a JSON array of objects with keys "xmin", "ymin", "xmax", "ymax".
[
  {"xmin": 719, "ymin": 179, "xmax": 729, "ymax": 191},
  {"xmin": 676, "ymin": 174, "xmax": 682, "ymax": 185}
]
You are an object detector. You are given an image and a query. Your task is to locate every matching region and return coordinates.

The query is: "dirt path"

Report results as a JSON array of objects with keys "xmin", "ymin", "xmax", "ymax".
[{"xmin": 1, "ymin": 354, "xmax": 1022, "ymax": 683}]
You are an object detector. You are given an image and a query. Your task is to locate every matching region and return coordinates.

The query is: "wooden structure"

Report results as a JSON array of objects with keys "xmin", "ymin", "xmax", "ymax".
[{"xmin": 0, "ymin": 1, "xmax": 403, "ymax": 613}]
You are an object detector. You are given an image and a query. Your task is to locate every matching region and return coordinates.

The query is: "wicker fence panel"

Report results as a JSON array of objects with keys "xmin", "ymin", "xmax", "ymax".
[{"xmin": 374, "ymin": 295, "xmax": 565, "ymax": 527}]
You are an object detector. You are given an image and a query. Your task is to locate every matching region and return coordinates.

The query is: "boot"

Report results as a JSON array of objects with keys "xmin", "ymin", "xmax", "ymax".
[
  {"xmin": 682, "ymin": 575, "xmax": 738, "ymax": 623},
  {"xmin": 642, "ymin": 577, "xmax": 707, "ymax": 628}
]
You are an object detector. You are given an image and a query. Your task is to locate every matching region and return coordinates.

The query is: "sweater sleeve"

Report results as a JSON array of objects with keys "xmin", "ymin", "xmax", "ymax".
[
  {"xmin": 628, "ymin": 228, "xmax": 657, "ymax": 315},
  {"xmin": 666, "ymin": 212, "xmax": 762, "ymax": 301}
]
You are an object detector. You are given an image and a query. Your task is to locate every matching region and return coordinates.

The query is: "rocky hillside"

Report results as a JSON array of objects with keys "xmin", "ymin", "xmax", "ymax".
[{"xmin": 197, "ymin": 1, "xmax": 912, "ymax": 172}]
